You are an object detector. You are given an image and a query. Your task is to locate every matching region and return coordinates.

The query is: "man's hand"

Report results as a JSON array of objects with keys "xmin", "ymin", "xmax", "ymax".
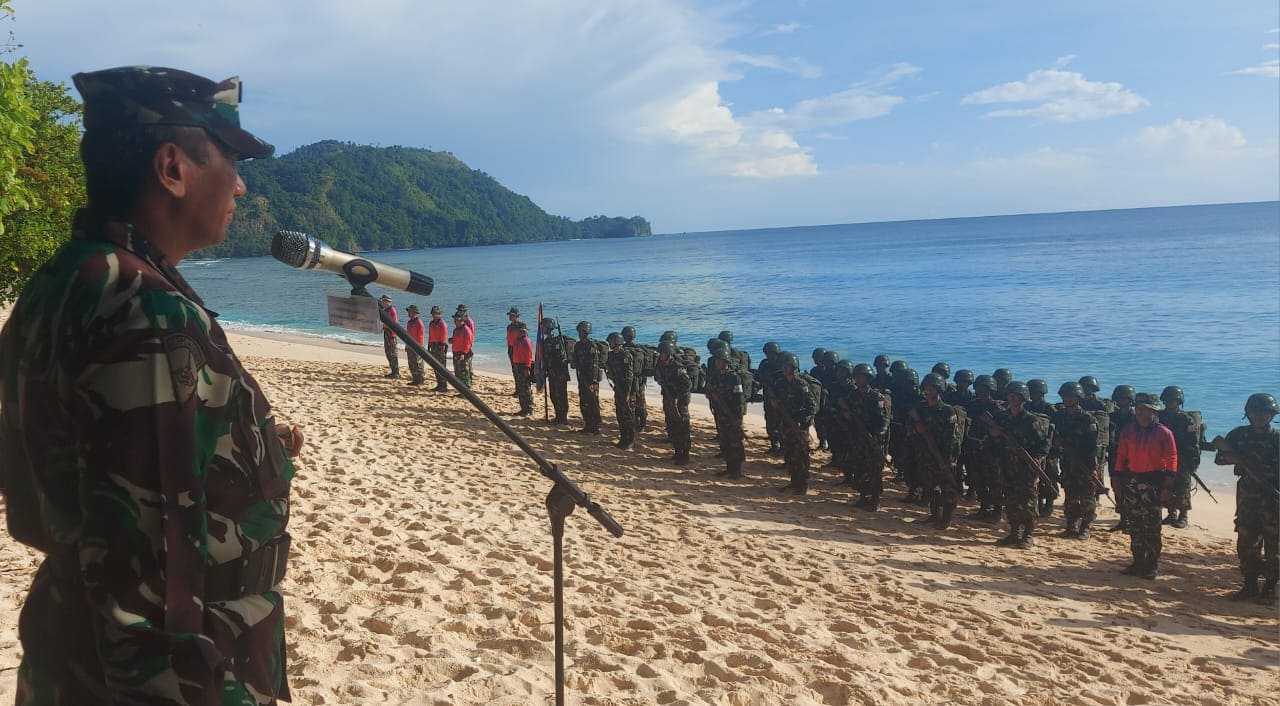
[{"xmin": 275, "ymin": 424, "xmax": 305, "ymax": 458}]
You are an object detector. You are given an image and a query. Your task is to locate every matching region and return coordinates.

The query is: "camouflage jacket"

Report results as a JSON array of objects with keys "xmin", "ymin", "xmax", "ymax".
[
  {"xmin": 1052, "ymin": 406, "xmax": 1100, "ymax": 474},
  {"xmin": 1158, "ymin": 408, "xmax": 1203, "ymax": 472},
  {"xmin": 838, "ymin": 386, "xmax": 891, "ymax": 446},
  {"xmin": 605, "ymin": 347, "xmax": 634, "ymax": 391},
  {"xmin": 571, "ymin": 338, "xmax": 602, "ymax": 376},
  {"xmin": 654, "ymin": 356, "xmax": 691, "ymax": 398},
  {"xmin": 0, "ymin": 211, "xmax": 294, "ymax": 704},
  {"xmin": 780, "ymin": 373, "xmax": 819, "ymax": 428},
  {"xmin": 911, "ymin": 400, "xmax": 959, "ymax": 464},
  {"xmin": 540, "ymin": 333, "xmax": 573, "ymax": 376},
  {"xmin": 706, "ymin": 365, "xmax": 745, "ymax": 416},
  {"xmin": 1216, "ymin": 425, "xmax": 1279, "ymax": 489}
]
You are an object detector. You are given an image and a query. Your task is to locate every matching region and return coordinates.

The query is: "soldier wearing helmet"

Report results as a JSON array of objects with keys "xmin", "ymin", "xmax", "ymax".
[
  {"xmin": 891, "ymin": 368, "xmax": 924, "ymax": 502},
  {"xmin": 570, "ymin": 321, "xmax": 604, "ymax": 434},
  {"xmin": 912, "ymin": 374, "xmax": 961, "ymax": 529},
  {"xmin": 964, "ymin": 374, "xmax": 1006, "ymax": 522},
  {"xmin": 653, "ymin": 341, "xmax": 692, "ymax": 465},
  {"xmin": 987, "ymin": 381, "xmax": 1051, "ymax": 549},
  {"xmin": 620, "ymin": 326, "xmax": 651, "ymax": 434},
  {"xmin": 1214, "ymin": 393, "xmax": 1278, "ymax": 603},
  {"xmin": 539, "ymin": 317, "xmax": 574, "ymax": 425},
  {"xmin": 810, "ymin": 349, "xmax": 838, "ymax": 454},
  {"xmin": 1025, "ymin": 380, "xmax": 1060, "ymax": 518},
  {"xmin": 604, "ymin": 333, "xmax": 636, "ymax": 449},
  {"xmin": 945, "ymin": 369, "xmax": 975, "ymax": 407},
  {"xmin": 1054, "ymin": 381, "xmax": 1102, "ymax": 539},
  {"xmin": 1113, "ymin": 392, "xmax": 1177, "ymax": 580},
  {"xmin": 707, "ymin": 346, "xmax": 747, "ymax": 479},
  {"xmin": 1157, "ymin": 385, "xmax": 1205, "ymax": 529},
  {"xmin": 873, "ymin": 354, "xmax": 893, "ymax": 391},
  {"xmin": 992, "ymin": 369, "xmax": 1013, "ymax": 399},
  {"xmin": 826, "ymin": 361, "xmax": 859, "ymax": 478},
  {"xmin": 776, "ymin": 353, "xmax": 819, "ymax": 495},
  {"xmin": 759, "ymin": 342, "xmax": 785, "ymax": 455},
  {"xmin": 1106, "ymin": 385, "xmax": 1138, "ymax": 531},
  {"xmin": 844, "ymin": 363, "xmax": 892, "ymax": 511},
  {"xmin": 1078, "ymin": 375, "xmax": 1113, "ymax": 413}
]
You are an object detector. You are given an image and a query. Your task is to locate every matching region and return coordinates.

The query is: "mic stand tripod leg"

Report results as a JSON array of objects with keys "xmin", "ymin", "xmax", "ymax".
[{"xmin": 546, "ymin": 483, "xmax": 576, "ymax": 706}]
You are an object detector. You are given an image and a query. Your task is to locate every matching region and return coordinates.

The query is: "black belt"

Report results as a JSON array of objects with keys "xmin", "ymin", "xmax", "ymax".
[{"xmin": 205, "ymin": 533, "xmax": 291, "ymax": 602}]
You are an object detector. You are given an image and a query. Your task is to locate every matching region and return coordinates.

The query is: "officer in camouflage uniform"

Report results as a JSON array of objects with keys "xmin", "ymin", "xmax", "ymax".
[
  {"xmin": 1026, "ymin": 379, "xmax": 1060, "ymax": 517},
  {"xmin": 708, "ymin": 347, "xmax": 747, "ymax": 478},
  {"xmin": 912, "ymin": 374, "xmax": 960, "ymax": 529},
  {"xmin": 654, "ymin": 341, "xmax": 692, "ymax": 465},
  {"xmin": 893, "ymin": 368, "xmax": 925, "ymax": 502},
  {"xmin": 1114, "ymin": 392, "xmax": 1177, "ymax": 580},
  {"xmin": 1054, "ymin": 383, "xmax": 1102, "ymax": 539},
  {"xmin": 380, "ymin": 294, "xmax": 400, "ymax": 377},
  {"xmin": 1158, "ymin": 386, "xmax": 1203, "ymax": 529},
  {"xmin": 759, "ymin": 342, "xmax": 785, "ymax": 455},
  {"xmin": 571, "ymin": 321, "xmax": 604, "ymax": 434},
  {"xmin": 718, "ymin": 329, "xmax": 750, "ymax": 373},
  {"xmin": 964, "ymin": 375, "xmax": 1005, "ymax": 522},
  {"xmin": 539, "ymin": 317, "xmax": 574, "ymax": 425},
  {"xmin": 1107, "ymin": 385, "xmax": 1137, "ymax": 531},
  {"xmin": 826, "ymin": 361, "xmax": 858, "ymax": 479},
  {"xmin": 842, "ymin": 364, "xmax": 892, "ymax": 511},
  {"xmin": 777, "ymin": 353, "xmax": 819, "ymax": 495},
  {"xmin": 1214, "ymin": 393, "xmax": 1279, "ymax": 603},
  {"xmin": 705, "ymin": 338, "xmax": 731, "ymax": 454},
  {"xmin": 810, "ymin": 348, "xmax": 835, "ymax": 452},
  {"xmin": 989, "ymin": 382, "xmax": 1051, "ymax": 549},
  {"xmin": 605, "ymin": 333, "xmax": 636, "ymax": 448},
  {"xmin": 0, "ymin": 66, "xmax": 300, "ymax": 704},
  {"xmin": 621, "ymin": 326, "xmax": 649, "ymax": 433}
]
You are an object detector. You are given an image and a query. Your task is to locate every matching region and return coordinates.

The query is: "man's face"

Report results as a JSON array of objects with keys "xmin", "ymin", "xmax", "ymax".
[
  {"xmin": 923, "ymin": 386, "xmax": 940, "ymax": 403},
  {"xmin": 182, "ymin": 136, "xmax": 245, "ymax": 252},
  {"xmin": 1115, "ymin": 397, "xmax": 1133, "ymax": 411},
  {"xmin": 1134, "ymin": 406, "xmax": 1157, "ymax": 426},
  {"xmin": 1247, "ymin": 410, "xmax": 1276, "ymax": 429},
  {"xmin": 783, "ymin": 366, "xmax": 797, "ymax": 381}
]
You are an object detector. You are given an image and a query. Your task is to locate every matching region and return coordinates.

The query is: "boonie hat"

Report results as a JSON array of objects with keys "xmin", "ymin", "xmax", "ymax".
[
  {"xmin": 380, "ymin": 294, "xmax": 392, "ymax": 302},
  {"xmin": 406, "ymin": 304, "xmax": 419, "ymax": 314},
  {"xmin": 508, "ymin": 307, "xmax": 520, "ymax": 316},
  {"xmin": 72, "ymin": 65, "xmax": 274, "ymax": 159},
  {"xmin": 430, "ymin": 305, "xmax": 442, "ymax": 315}
]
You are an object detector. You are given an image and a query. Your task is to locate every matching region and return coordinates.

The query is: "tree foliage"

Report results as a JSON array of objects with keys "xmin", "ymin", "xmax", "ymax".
[
  {"xmin": 202, "ymin": 141, "xmax": 652, "ymax": 258},
  {"xmin": 0, "ymin": 1, "xmax": 37, "ymax": 233}
]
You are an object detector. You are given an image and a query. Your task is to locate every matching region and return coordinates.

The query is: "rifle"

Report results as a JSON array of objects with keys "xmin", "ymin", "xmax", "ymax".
[
  {"xmin": 907, "ymin": 406, "xmax": 952, "ymax": 477},
  {"xmin": 1211, "ymin": 435, "xmax": 1280, "ymax": 499},
  {"xmin": 1187, "ymin": 469, "xmax": 1219, "ymax": 504},
  {"xmin": 842, "ymin": 393, "xmax": 891, "ymax": 468},
  {"xmin": 981, "ymin": 411, "xmax": 1055, "ymax": 488}
]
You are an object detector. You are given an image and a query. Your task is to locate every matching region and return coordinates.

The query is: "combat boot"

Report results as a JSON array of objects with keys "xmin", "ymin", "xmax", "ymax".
[
  {"xmin": 1038, "ymin": 498, "xmax": 1055, "ymax": 518},
  {"xmin": 1120, "ymin": 560, "xmax": 1142, "ymax": 576},
  {"xmin": 1257, "ymin": 578, "xmax": 1277, "ymax": 604},
  {"xmin": 725, "ymin": 462, "xmax": 744, "ymax": 480},
  {"xmin": 1139, "ymin": 552, "xmax": 1159, "ymax": 580},
  {"xmin": 1059, "ymin": 517, "xmax": 1080, "ymax": 538},
  {"xmin": 866, "ymin": 495, "xmax": 880, "ymax": 511},
  {"xmin": 1229, "ymin": 575, "xmax": 1260, "ymax": 601},
  {"xmin": 767, "ymin": 441, "xmax": 781, "ymax": 456},
  {"xmin": 1171, "ymin": 511, "xmax": 1189, "ymax": 529},
  {"xmin": 1161, "ymin": 511, "xmax": 1177, "ymax": 526},
  {"xmin": 995, "ymin": 526, "xmax": 1020, "ymax": 546},
  {"xmin": 1109, "ymin": 518, "xmax": 1129, "ymax": 532},
  {"xmin": 1013, "ymin": 522, "xmax": 1034, "ymax": 549},
  {"xmin": 935, "ymin": 504, "xmax": 956, "ymax": 530},
  {"xmin": 924, "ymin": 502, "xmax": 942, "ymax": 525},
  {"xmin": 1076, "ymin": 517, "xmax": 1093, "ymax": 540}
]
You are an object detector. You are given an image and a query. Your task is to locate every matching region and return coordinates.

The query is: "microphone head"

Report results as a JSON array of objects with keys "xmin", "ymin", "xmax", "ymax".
[{"xmin": 271, "ymin": 230, "xmax": 316, "ymax": 268}]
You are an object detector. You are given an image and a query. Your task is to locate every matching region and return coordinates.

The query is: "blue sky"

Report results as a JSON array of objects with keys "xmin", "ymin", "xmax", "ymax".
[{"xmin": 8, "ymin": 1, "xmax": 1279, "ymax": 232}]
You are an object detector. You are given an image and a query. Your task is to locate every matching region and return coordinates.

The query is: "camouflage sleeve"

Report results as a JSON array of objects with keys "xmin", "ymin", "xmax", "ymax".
[{"xmin": 71, "ymin": 288, "xmax": 229, "ymax": 702}]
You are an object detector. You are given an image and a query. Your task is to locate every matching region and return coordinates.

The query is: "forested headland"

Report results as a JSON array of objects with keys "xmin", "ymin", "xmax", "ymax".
[{"xmin": 205, "ymin": 141, "xmax": 652, "ymax": 258}]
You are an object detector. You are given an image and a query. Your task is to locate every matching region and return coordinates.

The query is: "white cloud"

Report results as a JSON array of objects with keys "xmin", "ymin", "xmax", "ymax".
[
  {"xmin": 1229, "ymin": 59, "xmax": 1280, "ymax": 78},
  {"xmin": 1133, "ymin": 118, "xmax": 1247, "ymax": 153},
  {"xmin": 756, "ymin": 22, "xmax": 802, "ymax": 38},
  {"xmin": 743, "ymin": 63, "xmax": 918, "ymax": 132},
  {"xmin": 962, "ymin": 56, "xmax": 1148, "ymax": 122},
  {"xmin": 969, "ymin": 147, "xmax": 1094, "ymax": 173},
  {"xmin": 730, "ymin": 52, "xmax": 822, "ymax": 79}
]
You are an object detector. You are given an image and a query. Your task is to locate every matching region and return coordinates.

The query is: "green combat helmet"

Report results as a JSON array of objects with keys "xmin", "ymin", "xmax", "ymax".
[
  {"xmin": 1059, "ymin": 382, "xmax": 1085, "ymax": 399},
  {"xmin": 993, "ymin": 368, "xmax": 1013, "ymax": 386},
  {"xmin": 707, "ymin": 338, "xmax": 727, "ymax": 353},
  {"xmin": 780, "ymin": 352, "xmax": 801, "ymax": 370},
  {"xmin": 1160, "ymin": 386, "xmax": 1184, "ymax": 404},
  {"xmin": 606, "ymin": 332, "xmax": 623, "ymax": 346},
  {"xmin": 541, "ymin": 317, "xmax": 558, "ymax": 332},
  {"xmin": 903, "ymin": 368, "xmax": 919, "ymax": 386},
  {"xmin": 718, "ymin": 330, "xmax": 734, "ymax": 344},
  {"xmin": 954, "ymin": 369, "xmax": 975, "ymax": 386},
  {"xmin": 1245, "ymin": 393, "xmax": 1279, "ymax": 414},
  {"xmin": 973, "ymin": 374, "xmax": 997, "ymax": 392},
  {"xmin": 1078, "ymin": 376, "xmax": 1101, "ymax": 394},
  {"xmin": 1027, "ymin": 379, "xmax": 1048, "ymax": 396},
  {"xmin": 836, "ymin": 360, "xmax": 856, "ymax": 377},
  {"xmin": 763, "ymin": 341, "xmax": 781, "ymax": 356},
  {"xmin": 1005, "ymin": 381, "xmax": 1030, "ymax": 401},
  {"xmin": 874, "ymin": 354, "xmax": 891, "ymax": 368},
  {"xmin": 822, "ymin": 350, "xmax": 840, "ymax": 366},
  {"xmin": 658, "ymin": 340, "xmax": 676, "ymax": 357},
  {"xmin": 1112, "ymin": 385, "xmax": 1136, "ymax": 401},
  {"xmin": 852, "ymin": 363, "xmax": 875, "ymax": 379},
  {"xmin": 621, "ymin": 326, "xmax": 637, "ymax": 343},
  {"xmin": 710, "ymin": 347, "xmax": 731, "ymax": 362},
  {"xmin": 1133, "ymin": 392, "xmax": 1163, "ymax": 411},
  {"xmin": 812, "ymin": 348, "xmax": 828, "ymax": 364},
  {"xmin": 576, "ymin": 321, "xmax": 592, "ymax": 334},
  {"xmin": 660, "ymin": 330, "xmax": 678, "ymax": 343},
  {"xmin": 920, "ymin": 373, "xmax": 946, "ymax": 392},
  {"xmin": 932, "ymin": 362, "xmax": 951, "ymax": 378},
  {"xmin": 890, "ymin": 359, "xmax": 909, "ymax": 375}
]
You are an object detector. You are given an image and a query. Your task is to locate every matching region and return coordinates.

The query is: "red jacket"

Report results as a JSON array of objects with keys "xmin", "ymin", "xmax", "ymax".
[
  {"xmin": 1115, "ymin": 421, "xmax": 1177, "ymax": 474},
  {"xmin": 405, "ymin": 316, "xmax": 425, "ymax": 345},
  {"xmin": 381, "ymin": 305, "xmax": 398, "ymax": 331},
  {"xmin": 512, "ymin": 334, "xmax": 534, "ymax": 366},
  {"xmin": 428, "ymin": 318, "xmax": 448, "ymax": 345},
  {"xmin": 451, "ymin": 320, "xmax": 475, "ymax": 354}
]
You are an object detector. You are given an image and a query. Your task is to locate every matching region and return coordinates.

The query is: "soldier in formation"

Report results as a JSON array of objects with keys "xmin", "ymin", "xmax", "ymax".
[
  {"xmin": 605, "ymin": 332, "xmax": 636, "ymax": 448},
  {"xmin": 571, "ymin": 321, "xmax": 604, "ymax": 434},
  {"xmin": 1214, "ymin": 393, "xmax": 1279, "ymax": 603},
  {"xmin": 539, "ymin": 318, "xmax": 573, "ymax": 425},
  {"xmin": 654, "ymin": 341, "xmax": 692, "ymax": 465}
]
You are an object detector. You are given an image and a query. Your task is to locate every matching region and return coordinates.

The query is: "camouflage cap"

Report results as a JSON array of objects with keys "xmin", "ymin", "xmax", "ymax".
[
  {"xmin": 72, "ymin": 66, "xmax": 274, "ymax": 160},
  {"xmin": 406, "ymin": 304, "xmax": 420, "ymax": 314}
]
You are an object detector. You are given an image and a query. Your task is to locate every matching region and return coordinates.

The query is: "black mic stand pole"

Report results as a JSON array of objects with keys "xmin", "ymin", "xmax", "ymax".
[{"xmin": 340, "ymin": 265, "xmax": 623, "ymax": 706}]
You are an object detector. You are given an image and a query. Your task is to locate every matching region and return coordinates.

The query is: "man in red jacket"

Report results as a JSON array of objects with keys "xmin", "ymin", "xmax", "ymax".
[
  {"xmin": 511, "ymin": 322, "xmax": 536, "ymax": 416},
  {"xmin": 450, "ymin": 310, "xmax": 475, "ymax": 390},
  {"xmin": 427, "ymin": 305, "xmax": 450, "ymax": 392},
  {"xmin": 1113, "ymin": 392, "xmax": 1177, "ymax": 580},
  {"xmin": 404, "ymin": 304, "xmax": 426, "ymax": 386}
]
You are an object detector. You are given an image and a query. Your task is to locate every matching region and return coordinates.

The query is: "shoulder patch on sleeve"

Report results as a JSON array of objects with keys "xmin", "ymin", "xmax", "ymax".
[{"xmin": 163, "ymin": 333, "xmax": 206, "ymax": 405}]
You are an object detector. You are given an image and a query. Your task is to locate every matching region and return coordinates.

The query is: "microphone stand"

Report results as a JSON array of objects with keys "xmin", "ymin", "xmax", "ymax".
[{"xmin": 340, "ymin": 266, "xmax": 623, "ymax": 706}]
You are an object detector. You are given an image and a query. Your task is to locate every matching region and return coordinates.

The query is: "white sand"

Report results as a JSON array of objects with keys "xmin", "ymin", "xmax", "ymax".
[{"xmin": 1, "ymin": 321, "xmax": 1276, "ymax": 705}]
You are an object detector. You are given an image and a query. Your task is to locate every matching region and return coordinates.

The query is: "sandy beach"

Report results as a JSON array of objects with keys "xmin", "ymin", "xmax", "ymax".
[{"xmin": 1, "ymin": 325, "xmax": 1276, "ymax": 705}]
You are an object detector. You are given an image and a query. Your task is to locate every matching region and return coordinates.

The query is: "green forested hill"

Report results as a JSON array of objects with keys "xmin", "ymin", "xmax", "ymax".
[{"xmin": 201, "ymin": 141, "xmax": 651, "ymax": 257}]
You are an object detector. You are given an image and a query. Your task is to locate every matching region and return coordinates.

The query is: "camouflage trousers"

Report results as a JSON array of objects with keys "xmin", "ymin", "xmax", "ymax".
[
  {"xmin": 614, "ymin": 390, "xmax": 635, "ymax": 443},
  {"xmin": 578, "ymin": 373, "xmax": 601, "ymax": 432},
  {"xmin": 781, "ymin": 423, "xmax": 811, "ymax": 490},
  {"xmin": 1040, "ymin": 457, "xmax": 1061, "ymax": 501},
  {"xmin": 1166, "ymin": 465, "xmax": 1196, "ymax": 513},
  {"xmin": 632, "ymin": 379, "xmax": 648, "ymax": 432},
  {"xmin": 662, "ymin": 392, "xmax": 691, "ymax": 455},
  {"xmin": 1120, "ymin": 472, "xmax": 1166, "ymax": 566},
  {"xmin": 547, "ymin": 371, "xmax": 570, "ymax": 421},
  {"xmin": 452, "ymin": 350, "xmax": 473, "ymax": 389},
  {"xmin": 1001, "ymin": 456, "xmax": 1040, "ymax": 524},
  {"xmin": 1236, "ymin": 478, "xmax": 1280, "ymax": 580},
  {"xmin": 515, "ymin": 365, "xmax": 534, "ymax": 413},
  {"xmin": 428, "ymin": 343, "xmax": 448, "ymax": 390},
  {"xmin": 928, "ymin": 456, "xmax": 961, "ymax": 507},
  {"xmin": 383, "ymin": 329, "xmax": 399, "ymax": 375},
  {"xmin": 407, "ymin": 347, "xmax": 425, "ymax": 384},
  {"xmin": 1061, "ymin": 462, "xmax": 1100, "ymax": 526},
  {"xmin": 964, "ymin": 441, "xmax": 1001, "ymax": 508},
  {"xmin": 853, "ymin": 450, "xmax": 885, "ymax": 500},
  {"xmin": 763, "ymin": 393, "xmax": 781, "ymax": 443},
  {"xmin": 718, "ymin": 412, "xmax": 745, "ymax": 474}
]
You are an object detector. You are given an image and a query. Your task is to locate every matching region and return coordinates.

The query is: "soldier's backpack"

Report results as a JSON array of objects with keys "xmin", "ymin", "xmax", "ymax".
[
  {"xmin": 1088, "ymin": 409, "xmax": 1111, "ymax": 463},
  {"xmin": 677, "ymin": 346, "xmax": 704, "ymax": 393},
  {"xmin": 744, "ymin": 368, "xmax": 763, "ymax": 403},
  {"xmin": 592, "ymin": 340, "xmax": 609, "ymax": 369},
  {"xmin": 630, "ymin": 343, "xmax": 659, "ymax": 378},
  {"xmin": 951, "ymin": 404, "xmax": 969, "ymax": 459},
  {"xmin": 796, "ymin": 371, "xmax": 825, "ymax": 418}
]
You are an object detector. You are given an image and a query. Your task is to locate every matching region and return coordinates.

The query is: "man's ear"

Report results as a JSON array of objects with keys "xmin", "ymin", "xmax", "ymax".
[{"xmin": 152, "ymin": 142, "xmax": 190, "ymax": 198}]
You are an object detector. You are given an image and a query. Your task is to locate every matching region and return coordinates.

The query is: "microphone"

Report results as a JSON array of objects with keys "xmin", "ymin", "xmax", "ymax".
[{"xmin": 271, "ymin": 230, "xmax": 434, "ymax": 296}]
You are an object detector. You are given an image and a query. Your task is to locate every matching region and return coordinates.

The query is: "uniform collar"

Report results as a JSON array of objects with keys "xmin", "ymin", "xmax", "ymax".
[{"xmin": 72, "ymin": 208, "xmax": 208, "ymax": 310}]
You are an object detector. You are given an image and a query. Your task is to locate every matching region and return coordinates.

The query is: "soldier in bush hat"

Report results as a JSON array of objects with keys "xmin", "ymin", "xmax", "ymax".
[
  {"xmin": 1113, "ymin": 392, "xmax": 1177, "ymax": 579},
  {"xmin": 379, "ymin": 293, "xmax": 400, "ymax": 377},
  {"xmin": 506, "ymin": 306, "xmax": 523, "ymax": 396},
  {"xmin": 0, "ymin": 66, "xmax": 299, "ymax": 703}
]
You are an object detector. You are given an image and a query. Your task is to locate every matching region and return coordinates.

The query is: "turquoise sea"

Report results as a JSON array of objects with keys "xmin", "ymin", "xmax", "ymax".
[{"xmin": 181, "ymin": 201, "xmax": 1280, "ymax": 487}]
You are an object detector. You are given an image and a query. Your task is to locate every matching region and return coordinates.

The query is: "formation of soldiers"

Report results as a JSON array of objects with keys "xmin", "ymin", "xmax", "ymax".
[{"xmin": 488, "ymin": 316, "xmax": 1279, "ymax": 603}]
